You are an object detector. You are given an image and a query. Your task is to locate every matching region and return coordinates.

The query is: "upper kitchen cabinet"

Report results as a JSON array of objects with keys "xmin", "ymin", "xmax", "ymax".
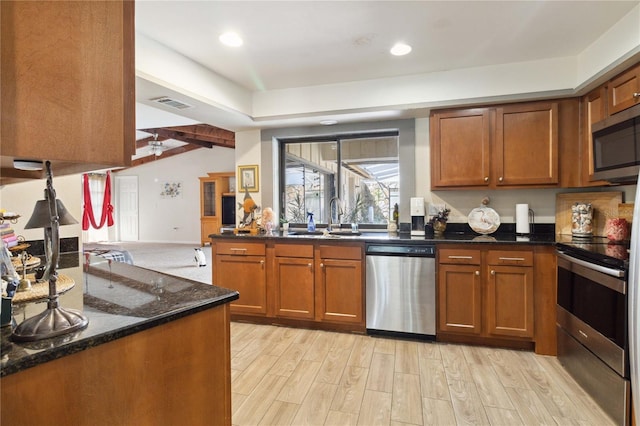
[
  {"xmin": 1, "ymin": 1, "xmax": 135, "ymax": 184},
  {"xmin": 607, "ymin": 62, "xmax": 640, "ymax": 115},
  {"xmin": 431, "ymin": 101, "xmax": 566, "ymax": 189},
  {"xmin": 430, "ymin": 108, "xmax": 491, "ymax": 188},
  {"xmin": 580, "ymin": 87, "xmax": 609, "ymax": 186}
]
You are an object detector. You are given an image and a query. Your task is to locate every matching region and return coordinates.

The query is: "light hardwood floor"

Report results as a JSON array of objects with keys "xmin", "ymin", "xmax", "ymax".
[{"xmin": 231, "ymin": 322, "xmax": 614, "ymax": 426}]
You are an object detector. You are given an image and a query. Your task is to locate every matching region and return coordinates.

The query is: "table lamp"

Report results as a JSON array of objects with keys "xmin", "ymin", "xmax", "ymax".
[{"xmin": 12, "ymin": 161, "xmax": 88, "ymax": 341}]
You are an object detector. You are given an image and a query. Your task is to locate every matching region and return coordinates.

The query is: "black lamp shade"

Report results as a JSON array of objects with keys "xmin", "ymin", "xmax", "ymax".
[{"xmin": 24, "ymin": 199, "xmax": 78, "ymax": 229}]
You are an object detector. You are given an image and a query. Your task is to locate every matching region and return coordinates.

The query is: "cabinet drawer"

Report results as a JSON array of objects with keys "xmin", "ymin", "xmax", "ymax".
[
  {"xmin": 438, "ymin": 249, "xmax": 481, "ymax": 265},
  {"xmin": 487, "ymin": 250, "xmax": 533, "ymax": 266},
  {"xmin": 318, "ymin": 245, "xmax": 362, "ymax": 260},
  {"xmin": 274, "ymin": 243, "xmax": 313, "ymax": 258},
  {"xmin": 216, "ymin": 241, "xmax": 265, "ymax": 256}
]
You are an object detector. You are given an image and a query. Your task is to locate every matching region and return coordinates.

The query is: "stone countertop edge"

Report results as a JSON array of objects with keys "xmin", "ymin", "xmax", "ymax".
[
  {"xmin": 1, "ymin": 267, "xmax": 239, "ymax": 378},
  {"xmin": 209, "ymin": 231, "xmax": 558, "ymax": 245}
]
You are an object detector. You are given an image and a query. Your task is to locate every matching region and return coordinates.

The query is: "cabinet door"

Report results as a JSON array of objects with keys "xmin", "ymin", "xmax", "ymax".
[
  {"xmin": 581, "ymin": 88, "xmax": 609, "ymax": 186},
  {"xmin": 430, "ymin": 109, "xmax": 491, "ymax": 188},
  {"xmin": 608, "ymin": 63, "xmax": 640, "ymax": 115},
  {"xmin": 437, "ymin": 264, "xmax": 482, "ymax": 335},
  {"xmin": 1, "ymin": 1, "xmax": 135, "ymax": 180},
  {"xmin": 486, "ymin": 264, "xmax": 534, "ymax": 339},
  {"xmin": 495, "ymin": 102, "xmax": 558, "ymax": 186},
  {"xmin": 216, "ymin": 255, "xmax": 267, "ymax": 315},
  {"xmin": 274, "ymin": 257, "xmax": 315, "ymax": 319},
  {"xmin": 316, "ymin": 258, "xmax": 363, "ymax": 324},
  {"xmin": 201, "ymin": 218, "xmax": 220, "ymax": 245}
]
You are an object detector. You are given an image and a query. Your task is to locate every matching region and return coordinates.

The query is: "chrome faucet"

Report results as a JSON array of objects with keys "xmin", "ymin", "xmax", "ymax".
[{"xmin": 328, "ymin": 197, "xmax": 343, "ymax": 232}]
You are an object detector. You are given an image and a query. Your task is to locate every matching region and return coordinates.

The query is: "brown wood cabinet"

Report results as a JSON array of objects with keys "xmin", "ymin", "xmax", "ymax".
[
  {"xmin": 211, "ymin": 238, "xmax": 365, "ymax": 331},
  {"xmin": 430, "ymin": 108, "xmax": 491, "ymax": 187},
  {"xmin": 199, "ymin": 172, "xmax": 233, "ymax": 245},
  {"xmin": 580, "ymin": 87, "xmax": 609, "ymax": 186},
  {"xmin": 1, "ymin": 304, "xmax": 233, "ymax": 425},
  {"xmin": 214, "ymin": 241, "xmax": 267, "ymax": 315},
  {"xmin": 315, "ymin": 244, "xmax": 364, "ymax": 325},
  {"xmin": 273, "ymin": 243, "xmax": 315, "ymax": 320},
  {"xmin": 431, "ymin": 101, "xmax": 560, "ymax": 189},
  {"xmin": 1, "ymin": 1, "xmax": 135, "ymax": 184},
  {"xmin": 485, "ymin": 250, "xmax": 534, "ymax": 338},
  {"xmin": 437, "ymin": 246, "xmax": 535, "ymax": 345},
  {"xmin": 608, "ymin": 62, "xmax": 640, "ymax": 115}
]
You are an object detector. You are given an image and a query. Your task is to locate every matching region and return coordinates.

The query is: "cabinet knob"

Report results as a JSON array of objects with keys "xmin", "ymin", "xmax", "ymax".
[
  {"xmin": 308, "ymin": 263, "xmax": 312, "ymax": 269},
  {"xmin": 320, "ymin": 263, "xmax": 324, "ymax": 268},
  {"xmin": 260, "ymin": 260, "xmax": 265, "ymax": 268},
  {"xmin": 634, "ymin": 92, "xmax": 640, "ymax": 98},
  {"xmin": 498, "ymin": 177, "xmax": 503, "ymax": 182},
  {"xmin": 484, "ymin": 176, "xmax": 489, "ymax": 182},
  {"xmin": 490, "ymin": 270, "xmax": 495, "ymax": 275},
  {"xmin": 475, "ymin": 271, "xmax": 480, "ymax": 276}
]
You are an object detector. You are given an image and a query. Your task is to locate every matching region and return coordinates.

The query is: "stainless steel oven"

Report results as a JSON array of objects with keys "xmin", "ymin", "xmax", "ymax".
[{"xmin": 556, "ymin": 247, "xmax": 630, "ymax": 425}]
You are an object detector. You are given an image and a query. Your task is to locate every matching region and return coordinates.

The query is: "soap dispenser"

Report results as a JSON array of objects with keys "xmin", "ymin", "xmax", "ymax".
[{"xmin": 307, "ymin": 212, "xmax": 316, "ymax": 232}]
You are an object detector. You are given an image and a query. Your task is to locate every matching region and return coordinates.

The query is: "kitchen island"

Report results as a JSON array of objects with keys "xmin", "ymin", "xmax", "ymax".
[{"xmin": 1, "ymin": 253, "xmax": 239, "ymax": 426}]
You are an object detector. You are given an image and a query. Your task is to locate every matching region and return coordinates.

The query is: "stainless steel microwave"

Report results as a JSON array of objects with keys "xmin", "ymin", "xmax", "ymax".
[{"xmin": 592, "ymin": 103, "xmax": 640, "ymax": 183}]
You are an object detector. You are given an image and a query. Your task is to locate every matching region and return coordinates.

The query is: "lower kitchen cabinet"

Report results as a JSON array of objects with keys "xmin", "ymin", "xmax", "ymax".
[
  {"xmin": 212, "ymin": 239, "xmax": 365, "ymax": 331},
  {"xmin": 486, "ymin": 250, "xmax": 534, "ymax": 338},
  {"xmin": 273, "ymin": 244, "xmax": 315, "ymax": 320},
  {"xmin": 213, "ymin": 241, "xmax": 267, "ymax": 315},
  {"xmin": 316, "ymin": 245, "xmax": 364, "ymax": 324},
  {"xmin": 437, "ymin": 246, "xmax": 535, "ymax": 347}
]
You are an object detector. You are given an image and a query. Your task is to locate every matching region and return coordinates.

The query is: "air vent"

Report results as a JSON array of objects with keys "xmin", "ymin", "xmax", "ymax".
[{"xmin": 150, "ymin": 96, "xmax": 193, "ymax": 110}]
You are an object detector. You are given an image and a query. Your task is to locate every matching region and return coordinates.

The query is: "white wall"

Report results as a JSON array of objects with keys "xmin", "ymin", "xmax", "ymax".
[
  {"xmin": 114, "ymin": 146, "xmax": 235, "ymax": 244},
  {"xmin": 0, "ymin": 174, "xmax": 83, "ymax": 243}
]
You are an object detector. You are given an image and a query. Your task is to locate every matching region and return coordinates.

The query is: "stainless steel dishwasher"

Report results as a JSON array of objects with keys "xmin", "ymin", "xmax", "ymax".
[{"xmin": 365, "ymin": 243, "xmax": 436, "ymax": 338}]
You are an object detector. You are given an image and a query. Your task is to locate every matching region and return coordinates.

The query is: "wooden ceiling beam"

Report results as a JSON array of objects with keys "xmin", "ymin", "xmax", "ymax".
[
  {"xmin": 138, "ymin": 124, "xmax": 235, "ymax": 149},
  {"xmin": 129, "ymin": 144, "xmax": 202, "ymax": 168}
]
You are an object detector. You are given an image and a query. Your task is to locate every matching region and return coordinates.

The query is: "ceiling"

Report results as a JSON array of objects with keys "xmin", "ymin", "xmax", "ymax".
[{"xmin": 134, "ymin": 0, "xmax": 640, "ymax": 134}]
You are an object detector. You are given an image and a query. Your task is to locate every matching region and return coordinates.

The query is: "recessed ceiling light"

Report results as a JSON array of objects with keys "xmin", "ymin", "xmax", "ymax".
[
  {"xmin": 390, "ymin": 42, "xmax": 412, "ymax": 56},
  {"xmin": 219, "ymin": 31, "xmax": 243, "ymax": 47},
  {"xmin": 320, "ymin": 120, "xmax": 338, "ymax": 126}
]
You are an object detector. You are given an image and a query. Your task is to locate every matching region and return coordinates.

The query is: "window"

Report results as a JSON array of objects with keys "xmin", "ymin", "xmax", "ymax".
[{"xmin": 280, "ymin": 131, "xmax": 399, "ymax": 228}]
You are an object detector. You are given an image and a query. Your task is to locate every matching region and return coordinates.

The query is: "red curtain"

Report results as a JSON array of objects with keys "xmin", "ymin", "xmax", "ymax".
[{"xmin": 82, "ymin": 172, "xmax": 114, "ymax": 230}]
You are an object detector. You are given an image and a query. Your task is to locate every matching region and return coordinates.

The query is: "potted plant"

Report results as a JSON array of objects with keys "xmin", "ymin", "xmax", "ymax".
[
  {"xmin": 428, "ymin": 206, "xmax": 450, "ymax": 235},
  {"xmin": 280, "ymin": 214, "xmax": 289, "ymax": 232}
]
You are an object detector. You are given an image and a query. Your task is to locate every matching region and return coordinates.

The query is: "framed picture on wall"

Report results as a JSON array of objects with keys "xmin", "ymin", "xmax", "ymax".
[{"xmin": 238, "ymin": 165, "xmax": 259, "ymax": 192}]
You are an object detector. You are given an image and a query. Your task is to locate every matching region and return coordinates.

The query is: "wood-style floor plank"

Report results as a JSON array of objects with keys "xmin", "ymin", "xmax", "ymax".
[{"xmin": 230, "ymin": 323, "xmax": 615, "ymax": 426}]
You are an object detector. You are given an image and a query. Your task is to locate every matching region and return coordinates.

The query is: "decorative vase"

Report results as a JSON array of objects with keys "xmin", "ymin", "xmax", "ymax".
[
  {"xmin": 571, "ymin": 202, "xmax": 593, "ymax": 237},
  {"xmin": 432, "ymin": 220, "xmax": 447, "ymax": 235}
]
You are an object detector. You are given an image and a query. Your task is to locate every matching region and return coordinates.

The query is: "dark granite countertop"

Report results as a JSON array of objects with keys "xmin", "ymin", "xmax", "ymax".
[
  {"xmin": 1, "ymin": 254, "xmax": 238, "ymax": 377},
  {"xmin": 210, "ymin": 223, "xmax": 557, "ymax": 246}
]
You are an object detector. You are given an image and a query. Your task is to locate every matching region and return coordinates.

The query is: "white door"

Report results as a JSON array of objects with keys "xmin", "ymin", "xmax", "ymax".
[{"xmin": 116, "ymin": 176, "xmax": 139, "ymax": 241}]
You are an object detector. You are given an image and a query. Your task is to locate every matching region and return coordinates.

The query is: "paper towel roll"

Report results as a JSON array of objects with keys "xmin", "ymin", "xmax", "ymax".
[{"xmin": 516, "ymin": 204, "xmax": 530, "ymax": 234}]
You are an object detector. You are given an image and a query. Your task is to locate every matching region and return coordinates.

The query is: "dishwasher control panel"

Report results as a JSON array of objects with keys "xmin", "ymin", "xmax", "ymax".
[{"xmin": 365, "ymin": 244, "xmax": 436, "ymax": 257}]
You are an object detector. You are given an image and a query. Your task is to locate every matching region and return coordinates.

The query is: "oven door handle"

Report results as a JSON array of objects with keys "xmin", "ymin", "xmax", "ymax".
[{"xmin": 557, "ymin": 251, "xmax": 626, "ymax": 278}]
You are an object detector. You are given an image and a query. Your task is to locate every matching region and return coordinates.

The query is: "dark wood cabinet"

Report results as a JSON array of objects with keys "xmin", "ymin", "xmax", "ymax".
[{"xmin": 1, "ymin": 1, "xmax": 135, "ymax": 184}]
